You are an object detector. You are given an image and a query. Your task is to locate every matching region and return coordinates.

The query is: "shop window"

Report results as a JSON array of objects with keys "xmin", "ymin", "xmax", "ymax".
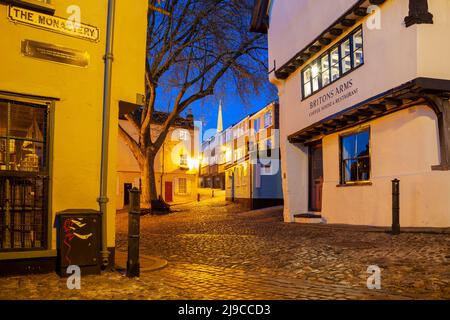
[
  {"xmin": 340, "ymin": 129, "xmax": 370, "ymax": 184},
  {"xmin": 302, "ymin": 26, "xmax": 364, "ymax": 99},
  {"xmin": 0, "ymin": 99, "xmax": 49, "ymax": 251}
]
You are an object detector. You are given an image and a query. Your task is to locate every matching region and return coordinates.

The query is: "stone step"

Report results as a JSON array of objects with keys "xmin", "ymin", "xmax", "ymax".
[{"xmin": 293, "ymin": 213, "xmax": 324, "ymax": 224}]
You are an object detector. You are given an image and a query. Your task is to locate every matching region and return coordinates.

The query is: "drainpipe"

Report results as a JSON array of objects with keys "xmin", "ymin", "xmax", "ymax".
[{"xmin": 98, "ymin": 0, "xmax": 116, "ymax": 269}]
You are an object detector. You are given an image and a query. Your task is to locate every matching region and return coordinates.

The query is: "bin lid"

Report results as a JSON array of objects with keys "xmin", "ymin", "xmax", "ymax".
[
  {"xmin": 54, "ymin": 209, "xmax": 100, "ymax": 227},
  {"xmin": 56, "ymin": 209, "xmax": 100, "ymax": 215}
]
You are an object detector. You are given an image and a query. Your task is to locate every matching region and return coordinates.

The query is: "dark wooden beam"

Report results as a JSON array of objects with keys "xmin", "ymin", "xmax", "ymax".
[
  {"xmin": 368, "ymin": 104, "xmax": 387, "ymax": 113},
  {"xmin": 341, "ymin": 19, "xmax": 356, "ymax": 27},
  {"xmin": 383, "ymin": 97, "xmax": 403, "ymax": 107},
  {"xmin": 354, "ymin": 7, "xmax": 368, "ymax": 17},
  {"xmin": 319, "ymin": 37, "xmax": 332, "ymax": 46},
  {"xmin": 309, "ymin": 45, "xmax": 322, "ymax": 53},
  {"xmin": 330, "ymin": 28, "xmax": 343, "ymax": 36}
]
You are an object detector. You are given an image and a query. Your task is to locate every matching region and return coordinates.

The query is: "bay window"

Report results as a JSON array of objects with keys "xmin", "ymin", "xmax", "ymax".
[{"xmin": 302, "ymin": 26, "xmax": 364, "ymax": 99}]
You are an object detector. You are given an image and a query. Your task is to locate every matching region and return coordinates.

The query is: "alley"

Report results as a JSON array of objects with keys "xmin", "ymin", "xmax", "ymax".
[
  {"xmin": 1, "ymin": 196, "xmax": 449, "ymax": 300},
  {"xmin": 114, "ymin": 196, "xmax": 450, "ymax": 300}
]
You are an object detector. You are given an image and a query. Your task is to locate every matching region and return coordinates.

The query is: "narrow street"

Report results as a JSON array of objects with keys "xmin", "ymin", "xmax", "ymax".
[
  {"xmin": 1, "ymin": 194, "xmax": 449, "ymax": 300},
  {"xmin": 114, "ymin": 194, "xmax": 450, "ymax": 300}
]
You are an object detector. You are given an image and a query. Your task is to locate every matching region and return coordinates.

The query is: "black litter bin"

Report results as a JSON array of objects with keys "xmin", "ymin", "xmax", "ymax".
[{"xmin": 55, "ymin": 209, "xmax": 101, "ymax": 277}]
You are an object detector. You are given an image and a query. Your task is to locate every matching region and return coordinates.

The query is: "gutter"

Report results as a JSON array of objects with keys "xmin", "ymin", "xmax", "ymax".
[{"xmin": 98, "ymin": 0, "xmax": 116, "ymax": 268}]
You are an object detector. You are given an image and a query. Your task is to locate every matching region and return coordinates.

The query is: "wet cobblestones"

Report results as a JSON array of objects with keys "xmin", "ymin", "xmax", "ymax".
[{"xmin": 1, "ymin": 196, "xmax": 449, "ymax": 299}]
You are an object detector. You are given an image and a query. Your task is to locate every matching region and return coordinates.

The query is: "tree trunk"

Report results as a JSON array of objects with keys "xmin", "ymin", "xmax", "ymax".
[
  {"xmin": 140, "ymin": 159, "xmax": 150, "ymax": 209},
  {"xmin": 141, "ymin": 151, "xmax": 158, "ymax": 208}
]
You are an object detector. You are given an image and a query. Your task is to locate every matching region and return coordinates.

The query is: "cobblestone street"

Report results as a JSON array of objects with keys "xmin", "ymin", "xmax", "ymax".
[{"xmin": 1, "ymin": 195, "xmax": 450, "ymax": 300}]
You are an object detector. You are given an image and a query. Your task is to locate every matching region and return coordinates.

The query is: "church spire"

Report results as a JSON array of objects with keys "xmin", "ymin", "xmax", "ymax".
[{"xmin": 217, "ymin": 100, "xmax": 223, "ymax": 133}]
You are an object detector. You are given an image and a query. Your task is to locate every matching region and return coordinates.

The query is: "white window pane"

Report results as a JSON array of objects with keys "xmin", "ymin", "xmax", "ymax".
[
  {"xmin": 354, "ymin": 49, "xmax": 363, "ymax": 67},
  {"xmin": 303, "ymin": 68, "xmax": 311, "ymax": 83},
  {"xmin": 311, "ymin": 61, "xmax": 320, "ymax": 78},
  {"xmin": 304, "ymin": 82, "xmax": 312, "ymax": 97},
  {"xmin": 321, "ymin": 55, "xmax": 330, "ymax": 70},
  {"xmin": 330, "ymin": 48, "xmax": 339, "ymax": 66},
  {"xmin": 322, "ymin": 71, "xmax": 330, "ymax": 86},
  {"xmin": 353, "ymin": 30, "xmax": 363, "ymax": 51},
  {"xmin": 312, "ymin": 77, "xmax": 320, "ymax": 91},
  {"xmin": 341, "ymin": 39, "xmax": 351, "ymax": 57},
  {"xmin": 341, "ymin": 55, "xmax": 351, "ymax": 74},
  {"xmin": 331, "ymin": 65, "xmax": 340, "ymax": 81}
]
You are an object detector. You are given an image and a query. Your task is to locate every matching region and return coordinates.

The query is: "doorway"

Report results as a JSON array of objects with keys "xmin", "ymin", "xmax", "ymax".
[
  {"xmin": 308, "ymin": 141, "xmax": 323, "ymax": 212},
  {"xmin": 123, "ymin": 183, "xmax": 133, "ymax": 206},
  {"xmin": 164, "ymin": 181, "xmax": 173, "ymax": 202}
]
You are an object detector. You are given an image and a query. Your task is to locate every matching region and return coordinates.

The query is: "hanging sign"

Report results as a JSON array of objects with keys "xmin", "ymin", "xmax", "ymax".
[
  {"xmin": 8, "ymin": 6, "xmax": 99, "ymax": 42},
  {"xmin": 21, "ymin": 40, "xmax": 90, "ymax": 68}
]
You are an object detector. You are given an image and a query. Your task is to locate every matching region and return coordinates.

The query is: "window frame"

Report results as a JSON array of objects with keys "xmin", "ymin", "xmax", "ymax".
[
  {"xmin": 301, "ymin": 26, "xmax": 364, "ymax": 100},
  {"xmin": 178, "ymin": 177, "xmax": 187, "ymax": 194},
  {"xmin": 179, "ymin": 154, "xmax": 188, "ymax": 167},
  {"xmin": 339, "ymin": 127, "xmax": 371, "ymax": 186},
  {"xmin": 8, "ymin": 0, "xmax": 56, "ymax": 15}
]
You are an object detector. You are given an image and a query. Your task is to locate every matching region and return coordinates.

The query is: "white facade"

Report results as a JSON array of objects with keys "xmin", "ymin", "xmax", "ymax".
[{"xmin": 263, "ymin": 0, "xmax": 450, "ymax": 227}]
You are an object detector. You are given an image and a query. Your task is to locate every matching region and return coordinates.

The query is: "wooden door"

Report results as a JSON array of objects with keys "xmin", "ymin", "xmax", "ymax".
[
  {"xmin": 164, "ymin": 181, "xmax": 173, "ymax": 202},
  {"xmin": 309, "ymin": 142, "xmax": 323, "ymax": 212}
]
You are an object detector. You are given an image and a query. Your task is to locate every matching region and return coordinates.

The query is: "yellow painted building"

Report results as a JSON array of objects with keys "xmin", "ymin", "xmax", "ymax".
[
  {"xmin": 117, "ymin": 111, "xmax": 199, "ymax": 209},
  {"xmin": 0, "ymin": 0, "xmax": 148, "ymax": 275}
]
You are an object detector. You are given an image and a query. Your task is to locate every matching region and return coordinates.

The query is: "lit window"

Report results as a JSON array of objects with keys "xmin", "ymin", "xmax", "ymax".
[
  {"xmin": 321, "ymin": 55, "xmax": 331, "ymax": 86},
  {"xmin": 254, "ymin": 118, "xmax": 261, "ymax": 133},
  {"xmin": 180, "ymin": 154, "xmax": 188, "ymax": 166},
  {"xmin": 264, "ymin": 111, "xmax": 273, "ymax": 128},
  {"xmin": 340, "ymin": 129, "xmax": 370, "ymax": 184},
  {"xmin": 302, "ymin": 27, "xmax": 364, "ymax": 99},
  {"xmin": 179, "ymin": 130, "xmax": 188, "ymax": 141},
  {"xmin": 340, "ymin": 39, "xmax": 352, "ymax": 74},
  {"xmin": 353, "ymin": 30, "xmax": 364, "ymax": 67},
  {"xmin": 178, "ymin": 178, "xmax": 187, "ymax": 194},
  {"xmin": 330, "ymin": 48, "xmax": 340, "ymax": 82}
]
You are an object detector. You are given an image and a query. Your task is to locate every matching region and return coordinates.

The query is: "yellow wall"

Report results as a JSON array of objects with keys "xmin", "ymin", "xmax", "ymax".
[{"xmin": 0, "ymin": 0, "xmax": 147, "ymax": 254}]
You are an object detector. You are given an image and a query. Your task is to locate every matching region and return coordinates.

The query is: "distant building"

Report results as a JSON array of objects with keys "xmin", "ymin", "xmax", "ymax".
[
  {"xmin": 253, "ymin": 0, "xmax": 450, "ymax": 227},
  {"xmin": 201, "ymin": 102, "xmax": 283, "ymax": 209},
  {"xmin": 117, "ymin": 110, "xmax": 199, "ymax": 208},
  {"xmin": 199, "ymin": 102, "xmax": 226, "ymax": 189}
]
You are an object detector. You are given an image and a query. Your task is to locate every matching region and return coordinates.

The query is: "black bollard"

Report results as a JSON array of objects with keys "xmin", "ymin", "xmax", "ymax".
[
  {"xmin": 127, "ymin": 187, "xmax": 141, "ymax": 278},
  {"xmin": 392, "ymin": 179, "xmax": 400, "ymax": 235},
  {"xmin": 197, "ymin": 193, "xmax": 200, "ymax": 202}
]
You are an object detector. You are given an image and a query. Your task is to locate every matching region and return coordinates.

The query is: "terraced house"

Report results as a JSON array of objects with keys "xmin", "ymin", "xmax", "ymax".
[
  {"xmin": 202, "ymin": 102, "xmax": 283, "ymax": 210},
  {"xmin": 117, "ymin": 110, "xmax": 198, "ymax": 208},
  {"xmin": 0, "ymin": 0, "xmax": 148, "ymax": 275},
  {"xmin": 252, "ymin": 0, "xmax": 450, "ymax": 227}
]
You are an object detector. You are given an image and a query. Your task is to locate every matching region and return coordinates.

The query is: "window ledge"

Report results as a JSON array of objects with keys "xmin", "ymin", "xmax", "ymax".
[
  {"xmin": 336, "ymin": 181, "xmax": 372, "ymax": 188},
  {"xmin": 4, "ymin": 0, "xmax": 55, "ymax": 15}
]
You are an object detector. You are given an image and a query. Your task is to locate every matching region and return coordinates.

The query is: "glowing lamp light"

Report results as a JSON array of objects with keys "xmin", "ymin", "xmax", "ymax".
[{"xmin": 188, "ymin": 158, "xmax": 199, "ymax": 171}]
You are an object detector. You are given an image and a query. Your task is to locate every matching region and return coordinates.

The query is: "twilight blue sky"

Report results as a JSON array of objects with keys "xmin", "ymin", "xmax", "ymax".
[{"xmin": 156, "ymin": 78, "xmax": 277, "ymax": 142}]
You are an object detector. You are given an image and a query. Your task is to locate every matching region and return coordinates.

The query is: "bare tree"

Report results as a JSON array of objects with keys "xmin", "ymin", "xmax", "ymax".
[{"xmin": 119, "ymin": 0, "xmax": 269, "ymax": 207}]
